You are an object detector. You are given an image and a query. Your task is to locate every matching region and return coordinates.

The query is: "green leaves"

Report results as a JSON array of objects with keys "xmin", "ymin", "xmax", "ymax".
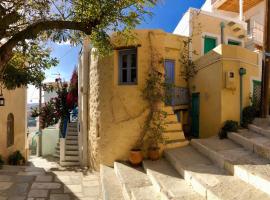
[{"xmin": 2, "ymin": 41, "xmax": 58, "ymax": 89}]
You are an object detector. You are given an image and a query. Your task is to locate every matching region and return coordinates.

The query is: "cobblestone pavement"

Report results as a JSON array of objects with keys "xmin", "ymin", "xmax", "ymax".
[{"xmin": 0, "ymin": 156, "xmax": 101, "ymax": 200}]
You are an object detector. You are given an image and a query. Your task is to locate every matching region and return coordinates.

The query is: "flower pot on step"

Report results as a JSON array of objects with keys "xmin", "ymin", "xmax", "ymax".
[
  {"xmin": 129, "ymin": 149, "xmax": 143, "ymax": 166},
  {"xmin": 148, "ymin": 147, "xmax": 160, "ymax": 161}
]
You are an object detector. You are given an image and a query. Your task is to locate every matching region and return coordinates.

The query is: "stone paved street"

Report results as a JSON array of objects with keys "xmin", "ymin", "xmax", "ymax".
[{"xmin": 0, "ymin": 156, "xmax": 101, "ymax": 200}]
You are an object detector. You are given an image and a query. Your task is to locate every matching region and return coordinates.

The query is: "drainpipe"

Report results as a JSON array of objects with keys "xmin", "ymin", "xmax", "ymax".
[
  {"xmin": 239, "ymin": 67, "xmax": 246, "ymax": 124},
  {"xmin": 239, "ymin": 0, "xmax": 244, "ymax": 21},
  {"xmin": 220, "ymin": 22, "xmax": 225, "ymax": 44}
]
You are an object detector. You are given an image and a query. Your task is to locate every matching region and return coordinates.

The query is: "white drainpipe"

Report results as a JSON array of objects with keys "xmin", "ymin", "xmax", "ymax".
[{"xmin": 239, "ymin": 0, "xmax": 244, "ymax": 21}]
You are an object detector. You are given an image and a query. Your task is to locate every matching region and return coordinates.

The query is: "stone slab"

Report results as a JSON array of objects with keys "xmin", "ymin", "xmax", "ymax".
[
  {"xmin": 143, "ymin": 159, "xmax": 204, "ymax": 199},
  {"xmin": 100, "ymin": 164, "xmax": 124, "ymax": 200},
  {"xmin": 36, "ymin": 175, "xmax": 53, "ymax": 182},
  {"xmin": 164, "ymin": 145, "xmax": 270, "ymax": 199},
  {"xmin": 114, "ymin": 162, "xmax": 153, "ymax": 199},
  {"xmin": 49, "ymin": 194, "xmax": 71, "ymax": 200},
  {"xmin": 28, "ymin": 189, "xmax": 49, "ymax": 198},
  {"xmin": 131, "ymin": 186, "xmax": 161, "ymax": 200},
  {"xmin": 191, "ymin": 137, "xmax": 270, "ymax": 196},
  {"xmin": 31, "ymin": 182, "xmax": 61, "ymax": 190}
]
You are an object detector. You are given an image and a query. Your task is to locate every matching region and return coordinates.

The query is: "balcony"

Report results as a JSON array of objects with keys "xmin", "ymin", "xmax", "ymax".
[
  {"xmin": 212, "ymin": 0, "xmax": 263, "ymax": 12},
  {"xmin": 166, "ymin": 87, "xmax": 189, "ymax": 106},
  {"xmin": 247, "ymin": 20, "xmax": 264, "ymax": 47}
]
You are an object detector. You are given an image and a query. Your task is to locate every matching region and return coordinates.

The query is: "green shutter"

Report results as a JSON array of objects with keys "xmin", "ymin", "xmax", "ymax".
[{"xmin": 204, "ymin": 37, "xmax": 217, "ymax": 54}]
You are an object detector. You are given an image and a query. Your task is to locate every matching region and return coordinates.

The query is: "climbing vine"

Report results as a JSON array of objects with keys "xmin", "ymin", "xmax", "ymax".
[{"xmin": 137, "ymin": 31, "xmax": 170, "ymax": 150}]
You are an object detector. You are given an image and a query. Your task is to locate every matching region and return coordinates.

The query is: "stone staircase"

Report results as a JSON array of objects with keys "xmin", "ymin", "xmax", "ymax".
[
  {"xmin": 101, "ymin": 119, "xmax": 270, "ymax": 199},
  {"xmin": 54, "ymin": 122, "xmax": 80, "ymax": 166},
  {"xmin": 161, "ymin": 106, "xmax": 188, "ymax": 149}
]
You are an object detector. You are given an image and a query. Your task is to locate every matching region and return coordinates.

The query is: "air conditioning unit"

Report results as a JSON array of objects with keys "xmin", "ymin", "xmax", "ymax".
[{"xmin": 225, "ymin": 71, "xmax": 236, "ymax": 90}]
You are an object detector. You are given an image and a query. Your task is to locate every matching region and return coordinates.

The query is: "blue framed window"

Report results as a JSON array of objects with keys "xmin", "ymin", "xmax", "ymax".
[{"xmin": 119, "ymin": 49, "xmax": 137, "ymax": 85}]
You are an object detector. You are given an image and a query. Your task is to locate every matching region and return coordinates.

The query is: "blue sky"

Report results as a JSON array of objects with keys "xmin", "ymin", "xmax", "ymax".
[{"xmin": 28, "ymin": 0, "xmax": 205, "ymax": 103}]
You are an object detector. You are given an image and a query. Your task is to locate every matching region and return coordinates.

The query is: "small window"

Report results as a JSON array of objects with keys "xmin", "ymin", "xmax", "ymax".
[
  {"xmin": 119, "ymin": 49, "xmax": 137, "ymax": 84},
  {"xmin": 204, "ymin": 36, "xmax": 217, "ymax": 54},
  {"xmin": 7, "ymin": 113, "xmax": 14, "ymax": 147},
  {"xmin": 228, "ymin": 39, "xmax": 241, "ymax": 46}
]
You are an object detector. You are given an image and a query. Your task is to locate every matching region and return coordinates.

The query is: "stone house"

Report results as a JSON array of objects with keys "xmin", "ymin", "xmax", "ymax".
[{"xmin": 75, "ymin": 28, "xmax": 259, "ymax": 168}]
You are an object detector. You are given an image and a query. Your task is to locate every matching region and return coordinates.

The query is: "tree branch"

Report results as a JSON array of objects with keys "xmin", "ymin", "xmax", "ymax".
[{"xmin": 0, "ymin": 19, "xmax": 99, "ymax": 73}]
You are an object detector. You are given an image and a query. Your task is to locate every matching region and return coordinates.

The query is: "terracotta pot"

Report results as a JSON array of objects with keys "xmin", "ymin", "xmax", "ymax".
[
  {"xmin": 129, "ymin": 149, "xmax": 143, "ymax": 166},
  {"xmin": 148, "ymin": 148, "xmax": 160, "ymax": 161}
]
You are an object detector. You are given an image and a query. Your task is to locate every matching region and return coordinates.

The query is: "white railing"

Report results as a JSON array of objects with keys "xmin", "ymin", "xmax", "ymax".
[{"xmin": 249, "ymin": 20, "xmax": 264, "ymax": 45}]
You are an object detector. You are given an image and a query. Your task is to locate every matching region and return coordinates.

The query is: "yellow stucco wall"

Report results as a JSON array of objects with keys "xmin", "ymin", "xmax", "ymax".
[
  {"xmin": 88, "ymin": 30, "xmax": 188, "ymax": 168},
  {"xmin": 0, "ymin": 88, "xmax": 26, "ymax": 161},
  {"xmin": 190, "ymin": 10, "xmax": 246, "ymax": 60},
  {"xmin": 191, "ymin": 44, "xmax": 259, "ymax": 138},
  {"xmin": 221, "ymin": 45, "xmax": 259, "ymax": 123}
]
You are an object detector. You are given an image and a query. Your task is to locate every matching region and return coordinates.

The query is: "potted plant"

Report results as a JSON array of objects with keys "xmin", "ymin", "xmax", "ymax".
[
  {"xmin": 129, "ymin": 133, "xmax": 145, "ymax": 166},
  {"xmin": 8, "ymin": 151, "xmax": 25, "ymax": 165},
  {"xmin": 219, "ymin": 120, "xmax": 238, "ymax": 139},
  {"xmin": 129, "ymin": 147, "xmax": 143, "ymax": 166}
]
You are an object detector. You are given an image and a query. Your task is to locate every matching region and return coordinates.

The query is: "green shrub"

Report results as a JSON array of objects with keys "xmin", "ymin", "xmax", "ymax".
[
  {"xmin": 8, "ymin": 151, "xmax": 25, "ymax": 165},
  {"xmin": 242, "ymin": 106, "xmax": 259, "ymax": 128},
  {"xmin": 219, "ymin": 120, "xmax": 238, "ymax": 139}
]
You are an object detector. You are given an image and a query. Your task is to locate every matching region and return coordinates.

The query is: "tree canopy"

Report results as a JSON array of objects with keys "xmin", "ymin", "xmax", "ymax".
[{"xmin": 0, "ymin": 0, "xmax": 156, "ymax": 88}]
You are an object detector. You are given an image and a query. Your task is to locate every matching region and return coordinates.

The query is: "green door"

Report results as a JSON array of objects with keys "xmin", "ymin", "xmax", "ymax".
[
  {"xmin": 192, "ymin": 93, "xmax": 200, "ymax": 138},
  {"xmin": 204, "ymin": 36, "xmax": 216, "ymax": 54},
  {"xmin": 228, "ymin": 40, "xmax": 241, "ymax": 46}
]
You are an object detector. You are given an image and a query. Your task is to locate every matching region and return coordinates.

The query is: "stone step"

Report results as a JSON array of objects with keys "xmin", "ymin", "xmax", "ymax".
[
  {"xmin": 165, "ymin": 123, "xmax": 182, "ymax": 132},
  {"xmin": 143, "ymin": 159, "xmax": 203, "ymax": 200},
  {"xmin": 66, "ymin": 140, "xmax": 78, "ymax": 145},
  {"xmin": 191, "ymin": 137, "xmax": 270, "ymax": 195},
  {"xmin": 66, "ymin": 135, "xmax": 78, "ymax": 140},
  {"xmin": 164, "ymin": 145, "xmax": 270, "ymax": 200},
  {"xmin": 114, "ymin": 162, "xmax": 159, "ymax": 200},
  {"xmin": 228, "ymin": 130, "xmax": 270, "ymax": 160},
  {"xmin": 65, "ymin": 150, "xmax": 79, "ymax": 155},
  {"xmin": 65, "ymin": 155, "xmax": 79, "ymax": 161},
  {"xmin": 67, "ymin": 129, "xmax": 78, "ymax": 133},
  {"xmin": 131, "ymin": 186, "xmax": 161, "ymax": 200},
  {"xmin": 60, "ymin": 161, "xmax": 80, "ymax": 166},
  {"xmin": 162, "ymin": 106, "xmax": 174, "ymax": 115},
  {"xmin": 67, "ymin": 132, "xmax": 78, "ymax": 136},
  {"xmin": 164, "ymin": 114, "xmax": 178, "ymax": 124},
  {"xmin": 248, "ymin": 124, "xmax": 270, "ymax": 139},
  {"xmin": 163, "ymin": 131, "xmax": 185, "ymax": 141},
  {"xmin": 68, "ymin": 125, "xmax": 78, "ymax": 129},
  {"xmin": 100, "ymin": 165, "xmax": 124, "ymax": 200},
  {"xmin": 66, "ymin": 145, "xmax": 78, "ymax": 150},
  {"xmin": 164, "ymin": 140, "xmax": 189, "ymax": 149}
]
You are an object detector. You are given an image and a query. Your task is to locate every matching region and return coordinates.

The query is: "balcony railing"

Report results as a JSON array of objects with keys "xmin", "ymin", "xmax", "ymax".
[
  {"xmin": 166, "ymin": 87, "xmax": 189, "ymax": 106},
  {"xmin": 249, "ymin": 20, "xmax": 264, "ymax": 45}
]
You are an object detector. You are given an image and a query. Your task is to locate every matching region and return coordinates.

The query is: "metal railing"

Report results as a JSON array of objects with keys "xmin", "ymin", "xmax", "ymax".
[{"xmin": 166, "ymin": 87, "xmax": 189, "ymax": 106}]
